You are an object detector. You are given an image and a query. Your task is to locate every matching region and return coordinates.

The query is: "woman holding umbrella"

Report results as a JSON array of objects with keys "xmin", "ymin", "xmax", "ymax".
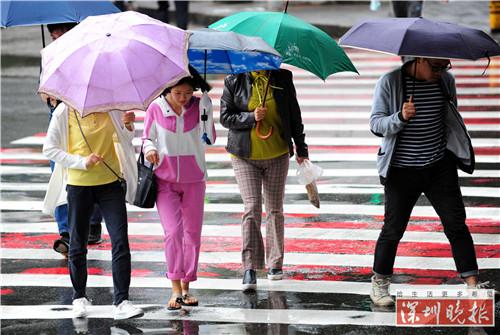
[
  {"xmin": 339, "ymin": 16, "xmax": 500, "ymax": 306},
  {"xmin": 369, "ymin": 57, "xmax": 485, "ymax": 306},
  {"xmin": 220, "ymin": 69, "xmax": 308, "ymax": 291},
  {"xmin": 42, "ymin": 104, "xmax": 144, "ymax": 320}
]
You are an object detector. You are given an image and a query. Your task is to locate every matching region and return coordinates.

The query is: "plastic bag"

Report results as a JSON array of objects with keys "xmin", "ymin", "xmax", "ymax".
[
  {"xmin": 296, "ymin": 160, "xmax": 323, "ymax": 185},
  {"xmin": 296, "ymin": 160, "xmax": 323, "ymax": 208}
]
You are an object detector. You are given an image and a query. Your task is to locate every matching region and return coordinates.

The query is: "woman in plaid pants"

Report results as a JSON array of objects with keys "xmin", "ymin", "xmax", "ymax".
[{"xmin": 220, "ymin": 69, "xmax": 308, "ymax": 291}]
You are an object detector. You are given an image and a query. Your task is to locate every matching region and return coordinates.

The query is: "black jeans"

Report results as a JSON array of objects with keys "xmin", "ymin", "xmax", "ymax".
[
  {"xmin": 67, "ymin": 180, "xmax": 131, "ymax": 305},
  {"xmin": 373, "ymin": 153, "xmax": 479, "ymax": 278}
]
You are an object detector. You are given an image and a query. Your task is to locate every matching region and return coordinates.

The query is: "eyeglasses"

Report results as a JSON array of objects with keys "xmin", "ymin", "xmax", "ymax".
[{"xmin": 426, "ymin": 60, "xmax": 452, "ymax": 73}]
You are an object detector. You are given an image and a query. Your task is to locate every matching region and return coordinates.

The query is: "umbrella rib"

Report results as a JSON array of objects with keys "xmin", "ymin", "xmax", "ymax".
[
  {"xmin": 457, "ymin": 30, "xmax": 476, "ymax": 60},
  {"xmin": 397, "ymin": 24, "xmax": 412, "ymax": 57}
]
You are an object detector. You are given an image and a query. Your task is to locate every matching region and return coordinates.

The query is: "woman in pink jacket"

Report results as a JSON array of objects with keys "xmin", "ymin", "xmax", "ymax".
[{"xmin": 142, "ymin": 75, "xmax": 215, "ymax": 310}]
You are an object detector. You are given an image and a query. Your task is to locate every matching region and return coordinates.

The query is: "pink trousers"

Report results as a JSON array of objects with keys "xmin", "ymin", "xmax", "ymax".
[{"xmin": 156, "ymin": 179, "xmax": 205, "ymax": 282}]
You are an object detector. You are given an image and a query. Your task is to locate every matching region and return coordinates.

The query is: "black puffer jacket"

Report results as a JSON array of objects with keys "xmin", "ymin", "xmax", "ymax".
[{"xmin": 220, "ymin": 69, "xmax": 308, "ymax": 159}]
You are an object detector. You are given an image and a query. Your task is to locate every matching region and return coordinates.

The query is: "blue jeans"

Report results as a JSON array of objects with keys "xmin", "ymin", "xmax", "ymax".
[{"xmin": 67, "ymin": 180, "xmax": 131, "ymax": 304}]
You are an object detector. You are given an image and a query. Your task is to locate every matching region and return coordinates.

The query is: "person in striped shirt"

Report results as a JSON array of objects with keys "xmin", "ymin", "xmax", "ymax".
[{"xmin": 369, "ymin": 57, "xmax": 483, "ymax": 306}]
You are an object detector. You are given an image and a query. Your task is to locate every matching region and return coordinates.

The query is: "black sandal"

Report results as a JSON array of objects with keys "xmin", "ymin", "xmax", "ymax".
[
  {"xmin": 53, "ymin": 235, "xmax": 69, "ymax": 256},
  {"xmin": 167, "ymin": 296, "xmax": 183, "ymax": 310},
  {"xmin": 181, "ymin": 294, "xmax": 198, "ymax": 306}
]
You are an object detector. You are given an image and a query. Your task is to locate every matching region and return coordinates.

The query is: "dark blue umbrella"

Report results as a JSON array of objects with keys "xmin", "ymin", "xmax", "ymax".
[
  {"xmin": 1, "ymin": 0, "xmax": 119, "ymax": 27},
  {"xmin": 339, "ymin": 18, "xmax": 500, "ymax": 60},
  {"xmin": 1, "ymin": 0, "xmax": 120, "ymax": 47}
]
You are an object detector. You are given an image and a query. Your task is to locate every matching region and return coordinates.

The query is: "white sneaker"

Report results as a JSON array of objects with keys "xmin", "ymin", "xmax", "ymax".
[
  {"xmin": 113, "ymin": 300, "xmax": 144, "ymax": 320},
  {"xmin": 72, "ymin": 297, "xmax": 91, "ymax": 318},
  {"xmin": 370, "ymin": 275, "xmax": 394, "ymax": 306}
]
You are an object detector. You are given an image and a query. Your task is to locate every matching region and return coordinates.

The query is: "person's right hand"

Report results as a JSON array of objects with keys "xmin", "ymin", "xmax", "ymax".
[
  {"xmin": 254, "ymin": 106, "xmax": 267, "ymax": 122},
  {"xmin": 145, "ymin": 150, "xmax": 160, "ymax": 165},
  {"xmin": 85, "ymin": 153, "xmax": 102, "ymax": 168},
  {"xmin": 401, "ymin": 95, "xmax": 416, "ymax": 121}
]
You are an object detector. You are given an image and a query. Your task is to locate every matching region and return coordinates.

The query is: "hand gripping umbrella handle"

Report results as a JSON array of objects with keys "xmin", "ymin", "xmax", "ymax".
[
  {"xmin": 255, "ymin": 75, "xmax": 273, "ymax": 140},
  {"xmin": 256, "ymin": 121, "xmax": 273, "ymax": 140}
]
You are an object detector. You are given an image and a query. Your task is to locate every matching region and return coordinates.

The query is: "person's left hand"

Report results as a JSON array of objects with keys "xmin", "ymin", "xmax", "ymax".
[{"xmin": 296, "ymin": 156, "xmax": 307, "ymax": 165}]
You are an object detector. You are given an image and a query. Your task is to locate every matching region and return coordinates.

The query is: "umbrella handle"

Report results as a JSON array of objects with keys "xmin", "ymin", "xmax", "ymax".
[
  {"xmin": 256, "ymin": 72, "xmax": 273, "ymax": 140},
  {"xmin": 256, "ymin": 121, "xmax": 273, "ymax": 140}
]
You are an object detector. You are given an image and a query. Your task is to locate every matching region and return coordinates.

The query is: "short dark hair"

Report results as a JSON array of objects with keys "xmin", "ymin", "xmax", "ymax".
[{"xmin": 47, "ymin": 22, "xmax": 77, "ymax": 34}]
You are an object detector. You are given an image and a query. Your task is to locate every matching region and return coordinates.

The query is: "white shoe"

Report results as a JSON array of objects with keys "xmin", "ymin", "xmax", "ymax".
[
  {"xmin": 370, "ymin": 275, "xmax": 394, "ymax": 306},
  {"xmin": 113, "ymin": 300, "xmax": 144, "ymax": 320},
  {"xmin": 72, "ymin": 297, "xmax": 91, "ymax": 318}
]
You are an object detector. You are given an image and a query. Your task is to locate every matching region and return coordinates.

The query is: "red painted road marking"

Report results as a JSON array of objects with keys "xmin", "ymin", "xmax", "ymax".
[{"xmin": 2, "ymin": 233, "xmax": 498, "ymax": 258}]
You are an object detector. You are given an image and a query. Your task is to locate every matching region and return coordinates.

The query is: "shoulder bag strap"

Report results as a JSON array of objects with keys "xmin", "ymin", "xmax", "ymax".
[{"xmin": 72, "ymin": 109, "xmax": 123, "ymax": 181}]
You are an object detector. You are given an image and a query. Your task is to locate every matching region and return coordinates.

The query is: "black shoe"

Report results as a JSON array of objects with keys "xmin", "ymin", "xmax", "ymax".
[
  {"xmin": 242, "ymin": 269, "xmax": 257, "ymax": 291},
  {"xmin": 53, "ymin": 233, "xmax": 69, "ymax": 256},
  {"xmin": 88, "ymin": 224, "xmax": 103, "ymax": 245},
  {"xmin": 267, "ymin": 268, "xmax": 283, "ymax": 280}
]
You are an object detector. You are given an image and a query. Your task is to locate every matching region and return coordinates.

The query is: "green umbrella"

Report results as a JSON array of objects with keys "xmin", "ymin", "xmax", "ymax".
[{"xmin": 209, "ymin": 11, "xmax": 358, "ymax": 80}]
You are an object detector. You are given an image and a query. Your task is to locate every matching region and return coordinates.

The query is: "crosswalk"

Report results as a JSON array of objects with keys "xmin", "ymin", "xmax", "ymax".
[{"xmin": 1, "ymin": 50, "xmax": 499, "ymax": 331}]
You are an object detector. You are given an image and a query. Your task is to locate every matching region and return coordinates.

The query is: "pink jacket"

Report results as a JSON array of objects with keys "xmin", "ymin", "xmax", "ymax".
[{"xmin": 142, "ymin": 95, "xmax": 216, "ymax": 183}]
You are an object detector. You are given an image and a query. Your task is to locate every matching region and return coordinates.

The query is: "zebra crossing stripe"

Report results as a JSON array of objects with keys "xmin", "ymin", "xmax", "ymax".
[
  {"xmin": 141, "ymin": 111, "xmax": 500, "ymax": 119},
  {"xmin": 2, "ymin": 182, "xmax": 499, "ymax": 198},
  {"xmin": 207, "ymin": 87, "xmax": 500, "ymax": 95},
  {"xmin": 1, "ymin": 248, "xmax": 498, "ymax": 269},
  {"xmin": 10, "ymin": 136, "xmax": 500, "ymax": 147},
  {"xmin": 0, "ymin": 304, "xmax": 396, "ymax": 326},
  {"xmin": 2, "ymin": 201, "xmax": 499, "ymax": 219},
  {"xmin": 2, "ymin": 152, "xmax": 500, "ymax": 163},
  {"xmin": 0, "ymin": 274, "xmax": 470, "ymax": 293},
  {"xmin": 1, "ymin": 223, "xmax": 498, "ymax": 244},
  {"xmin": 3, "ymin": 166, "xmax": 499, "ymax": 178},
  {"xmin": 209, "ymin": 77, "xmax": 500, "ymax": 85}
]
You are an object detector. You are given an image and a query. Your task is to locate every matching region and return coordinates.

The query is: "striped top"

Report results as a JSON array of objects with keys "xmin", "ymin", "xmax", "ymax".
[{"xmin": 391, "ymin": 76, "xmax": 447, "ymax": 168}]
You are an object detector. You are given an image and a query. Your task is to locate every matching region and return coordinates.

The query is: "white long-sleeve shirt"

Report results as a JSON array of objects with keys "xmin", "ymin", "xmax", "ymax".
[{"xmin": 42, "ymin": 103, "xmax": 138, "ymax": 215}]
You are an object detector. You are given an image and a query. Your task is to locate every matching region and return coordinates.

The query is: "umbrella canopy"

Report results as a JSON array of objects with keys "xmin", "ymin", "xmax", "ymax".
[
  {"xmin": 209, "ymin": 11, "xmax": 358, "ymax": 80},
  {"xmin": 38, "ymin": 11, "xmax": 191, "ymax": 116},
  {"xmin": 339, "ymin": 17, "xmax": 500, "ymax": 60},
  {"xmin": 0, "ymin": 0, "xmax": 120, "ymax": 27},
  {"xmin": 188, "ymin": 28, "xmax": 282, "ymax": 75}
]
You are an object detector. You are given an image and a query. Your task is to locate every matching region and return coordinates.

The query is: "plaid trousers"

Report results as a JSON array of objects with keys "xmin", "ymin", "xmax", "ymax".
[{"xmin": 231, "ymin": 154, "xmax": 289, "ymax": 270}]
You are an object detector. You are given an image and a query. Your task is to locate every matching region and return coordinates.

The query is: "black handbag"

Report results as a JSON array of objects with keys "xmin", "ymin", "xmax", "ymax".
[{"xmin": 133, "ymin": 147, "xmax": 157, "ymax": 208}]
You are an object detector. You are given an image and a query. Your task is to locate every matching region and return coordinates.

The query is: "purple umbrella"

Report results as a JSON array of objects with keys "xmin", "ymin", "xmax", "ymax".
[
  {"xmin": 339, "ymin": 17, "xmax": 500, "ymax": 60},
  {"xmin": 38, "ymin": 11, "xmax": 190, "ymax": 116}
]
